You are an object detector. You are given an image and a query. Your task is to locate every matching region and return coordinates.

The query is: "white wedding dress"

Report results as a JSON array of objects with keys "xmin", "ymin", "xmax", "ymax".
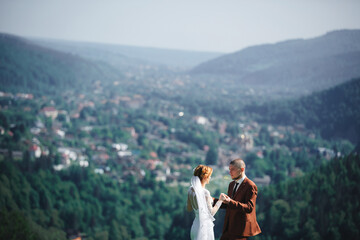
[{"xmin": 188, "ymin": 176, "xmax": 222, "ymax": 240}]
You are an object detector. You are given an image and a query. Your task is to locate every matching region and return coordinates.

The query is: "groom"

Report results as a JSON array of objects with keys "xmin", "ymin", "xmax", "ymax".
[{"xmin": 217, "ymin": 158, "xmax": 261, "ymax": 240}]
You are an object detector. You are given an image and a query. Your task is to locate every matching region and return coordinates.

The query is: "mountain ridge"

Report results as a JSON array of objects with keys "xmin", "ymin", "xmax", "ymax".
[
  {"xmin": 30, "ymin": 38, "xmax": 224, "ymax": 69},
  {"xmin": 0, "ymin": 33, "xmax": 122, "ymax": 95},
  {"xmin": 190, "ymin": 29, "xmax": 360, "ymax": 93}
]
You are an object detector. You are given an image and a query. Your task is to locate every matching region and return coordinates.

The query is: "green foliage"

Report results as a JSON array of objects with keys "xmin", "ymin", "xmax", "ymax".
[
  {"xmin": 0, "ymin": 160, "xmax": 187, "ymax": 239},
  {"xmin": 176, "ymin": 124, "xmax": 218, "ymax": 150},
  {"xmin": 246, "ymin": 78, "xmax": 360, "ymax": 143},
  {"xmin": 257, "ymin": 154, "xmax": 360, "ymax": 239},
  {"xmin": 0, "ymin": 209, "xmax": 64, "ymax": 240},
  {"xmin": 205, "ymin": 144, "xmax": 218, "ymax": 165}
]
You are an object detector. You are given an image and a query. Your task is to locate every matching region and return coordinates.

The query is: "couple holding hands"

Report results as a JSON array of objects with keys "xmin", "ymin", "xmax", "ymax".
[{"xmin": 187, "ymin": 159, "xmax": 261, "ymax": 240}]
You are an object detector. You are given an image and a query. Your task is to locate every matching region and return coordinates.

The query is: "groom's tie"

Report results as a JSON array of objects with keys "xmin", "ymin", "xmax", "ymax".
[{"xmin": 232, "ymin": 182, "xmax": 239, "ymax": 198}]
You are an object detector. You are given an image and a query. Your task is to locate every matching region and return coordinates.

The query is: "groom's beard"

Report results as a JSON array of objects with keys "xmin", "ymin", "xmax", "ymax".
[{"xmin": 232, "ymin": 174, "xmax": 242, "ymax": 180}]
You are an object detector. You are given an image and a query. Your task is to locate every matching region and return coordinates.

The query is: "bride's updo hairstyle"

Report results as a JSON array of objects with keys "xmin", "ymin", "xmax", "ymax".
[{"xmin": 193, "ymin": 165, "xmax": 213, "ymax": 182}]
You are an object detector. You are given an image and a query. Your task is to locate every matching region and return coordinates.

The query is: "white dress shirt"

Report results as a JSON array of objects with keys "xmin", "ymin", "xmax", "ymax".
[{"xmin": 233, "ymin": 174, "xmax": 246, "ymax": 194}]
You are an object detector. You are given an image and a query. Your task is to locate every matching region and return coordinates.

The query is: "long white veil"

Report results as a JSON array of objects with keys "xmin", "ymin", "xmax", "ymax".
[{"xmin": 191, "ymin": 176, "xmax": 215, "ymax": 240}]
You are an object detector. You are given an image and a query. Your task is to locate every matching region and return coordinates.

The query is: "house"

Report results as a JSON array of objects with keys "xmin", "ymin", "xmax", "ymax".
[
  {"xmin": 93, "ymin": 153, "xmax": 110, "ymax": 164},
  {"xmin": 29, "ymin": 144, "xmax": 41, "ymax": 158},
  {"xmin": 94, "ymin": 168, "xmax": 104, "ymax": 174},
  {"xmin": 253, "ymin": 175, "xmax": 271, "ymax": 186},
  {"xmin": 317, "ymin": 147, "xmax": 337, "ymax": 160},
  {"xmin": 112, "ymin": 143, "xmax": 128, "ymax": 151},
  {"xmin": 81, "ymin": 126, "xmax": 93, "ymax": 132},
  {"xmin": 240, "ymin": 133, "xmax": 254, "ymax": 151},
  {"xmin": 41, "ymin": 107, "xmax": 58, "ymax": 120},
  {"xmin": 0, "ymin": 91, "xmax": 13, "ymax": 98},
  {"xmin": 71, "ymin": 112, "xmax": 80, "ymax": 119},
  {"xmin": 256, "ymin": 150, "xmax": 264, "ymax": 159},
  {"xmin": 149, "ymin": 151, "xmax": 158, "ymax": 158},
  {"xmin": 55, "ymin": 129, "xmax": 65, "ymax": 138},
  {"xmin": 127, "ymin": 95, "xmax": 146, "ymax": 109},
  {"xmin": 146, "ymin": 159, "xmax": 162, "ymax": 170},
  {"xmin": 79, "ymin": 160, "xmax": 89, "ymax": 167},
  {"xmin": 32, "ymin": 137, "xmax": 40, "ymax": 145},
  {"xmin": 78, "ymin": 155, "xmax": 89, "ymax": 168},
  {"xmin": 53, "ymin": 164, "xmax": 66, "ymax": 171},
  {"xmin": 77, "ymin": 101, "xmax": 95, "ymax": 111},
  {"xmin": 117, "ymin": 151, "xmax": 132, "ymax": 158},
  {"xmin": 154, "ymin": 170, "xmax": 167, "ymax": 182},
  {"xmin": 123, "ymin": 127, "xmax": 137, "ymax": 138},
  {"xmin": 58, "ymin": 147, "xmax": 78, "ymax": 165},
  {"xmin": 194, "ymin": 116, "xmax": 209, "ymax": 125},
  {"xmin": 16, "ymin": 93, "xmax": 34, "ymax": 100}
]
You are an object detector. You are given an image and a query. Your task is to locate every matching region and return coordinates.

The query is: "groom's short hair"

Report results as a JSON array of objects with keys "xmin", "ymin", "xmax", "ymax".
[{"xmin": 230, "ymin": 158, "xmax": 245, "ymax": 170}]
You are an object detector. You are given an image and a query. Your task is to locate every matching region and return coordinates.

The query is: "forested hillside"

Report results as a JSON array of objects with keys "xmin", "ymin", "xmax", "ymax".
[
  {"xmin": 245, "ymin": 78, "xmax": 360, "ymax": 143},
  {"xmin": 190, "ymin": 30, "xmax": 360, "ymax": 93},
  {"xmin": 0, "ymin": 160, "xmax": 188, "ymax": 240},
  {"xmin": 0, "ymin": 33, "xmax": 122, "ymax": 95},
  {"xmin": 256, "ymin": 153, "xmax": 360, "ymax": 240}
]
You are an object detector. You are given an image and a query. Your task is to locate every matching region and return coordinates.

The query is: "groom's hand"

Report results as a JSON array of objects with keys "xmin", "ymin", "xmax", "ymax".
[
  {"xmin": 220, "ymin": 193, "xmax": 229, "ymax": 202},
  {"xmin": 220, "ymin": 193, "xmax": 231, "ymax": 203}
]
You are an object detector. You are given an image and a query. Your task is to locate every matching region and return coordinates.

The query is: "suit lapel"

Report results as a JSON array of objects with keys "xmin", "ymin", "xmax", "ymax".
[
  {"xmin": 233, "ymin": 178, "xmax": 247, "ymax": 199},
  {"xmin": 228, "ymin": 181, "xmax": 235, "ymax": 196}
]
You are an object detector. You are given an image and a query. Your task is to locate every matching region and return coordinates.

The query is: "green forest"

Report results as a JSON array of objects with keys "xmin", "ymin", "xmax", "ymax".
[
  {"xmin": 245, "ymin": 78, "xmax": 360, "ymax": 143},
  {"xmin": 256, "ymin": 154, "xmax": 360, "ymax": 240},
  {"xmin": 0, "ymin": 160, "xmax": 188, "ymax": 240}
]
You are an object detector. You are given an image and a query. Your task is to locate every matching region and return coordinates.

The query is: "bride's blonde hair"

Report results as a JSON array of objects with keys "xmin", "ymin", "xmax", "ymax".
[{"xmin": 193, "ymin": 165, "xmax": 213, "ymax": 182}]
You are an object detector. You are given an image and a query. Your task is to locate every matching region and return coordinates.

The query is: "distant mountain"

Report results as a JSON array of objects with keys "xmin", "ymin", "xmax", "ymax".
[
  {"xmin": 31, "ymin": 38, "xmax": 224, "ymax": 69},
  {"xmin": 244, "ymin": 77, "xmax": 360, "ymax": 143},
  {"xmin": 190, "ymin": 29, "xmax": 360, "ymax": 93},
  {"xmin": 0, "ymin": 33, "xmax": 122, "ymax": 94}
]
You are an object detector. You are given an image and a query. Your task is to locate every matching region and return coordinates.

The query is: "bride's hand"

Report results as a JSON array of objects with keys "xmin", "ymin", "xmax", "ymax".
[{"xmin": 219, "ymin": 193, "xmax": 228, "ymax": 201}]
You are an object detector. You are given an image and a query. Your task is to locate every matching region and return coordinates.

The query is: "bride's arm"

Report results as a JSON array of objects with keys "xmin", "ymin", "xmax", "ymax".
[
  {"xmin": 205, "ymin": 191, "xmax": 223, "ymax": 216},
  {"xmin": 187, "ymin": 193, "xmax": 193, "ymax": 212}
]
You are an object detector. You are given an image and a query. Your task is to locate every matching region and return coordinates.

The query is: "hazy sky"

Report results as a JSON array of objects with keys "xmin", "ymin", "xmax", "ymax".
[{"xmin": 1, "ymin": 0, "xmax": 359, "ymax": 53}]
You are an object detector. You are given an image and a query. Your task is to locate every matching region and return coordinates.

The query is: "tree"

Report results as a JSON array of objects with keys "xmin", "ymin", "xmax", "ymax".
[{"xmin": 205, "ymin": 145, "xmax": 218, "ymax": 165}]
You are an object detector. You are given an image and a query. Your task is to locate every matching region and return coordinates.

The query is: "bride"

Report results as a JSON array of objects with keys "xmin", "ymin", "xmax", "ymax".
[{"xmin": 187, "ymin": 165, "xmax": 227, "ymax": 240}]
